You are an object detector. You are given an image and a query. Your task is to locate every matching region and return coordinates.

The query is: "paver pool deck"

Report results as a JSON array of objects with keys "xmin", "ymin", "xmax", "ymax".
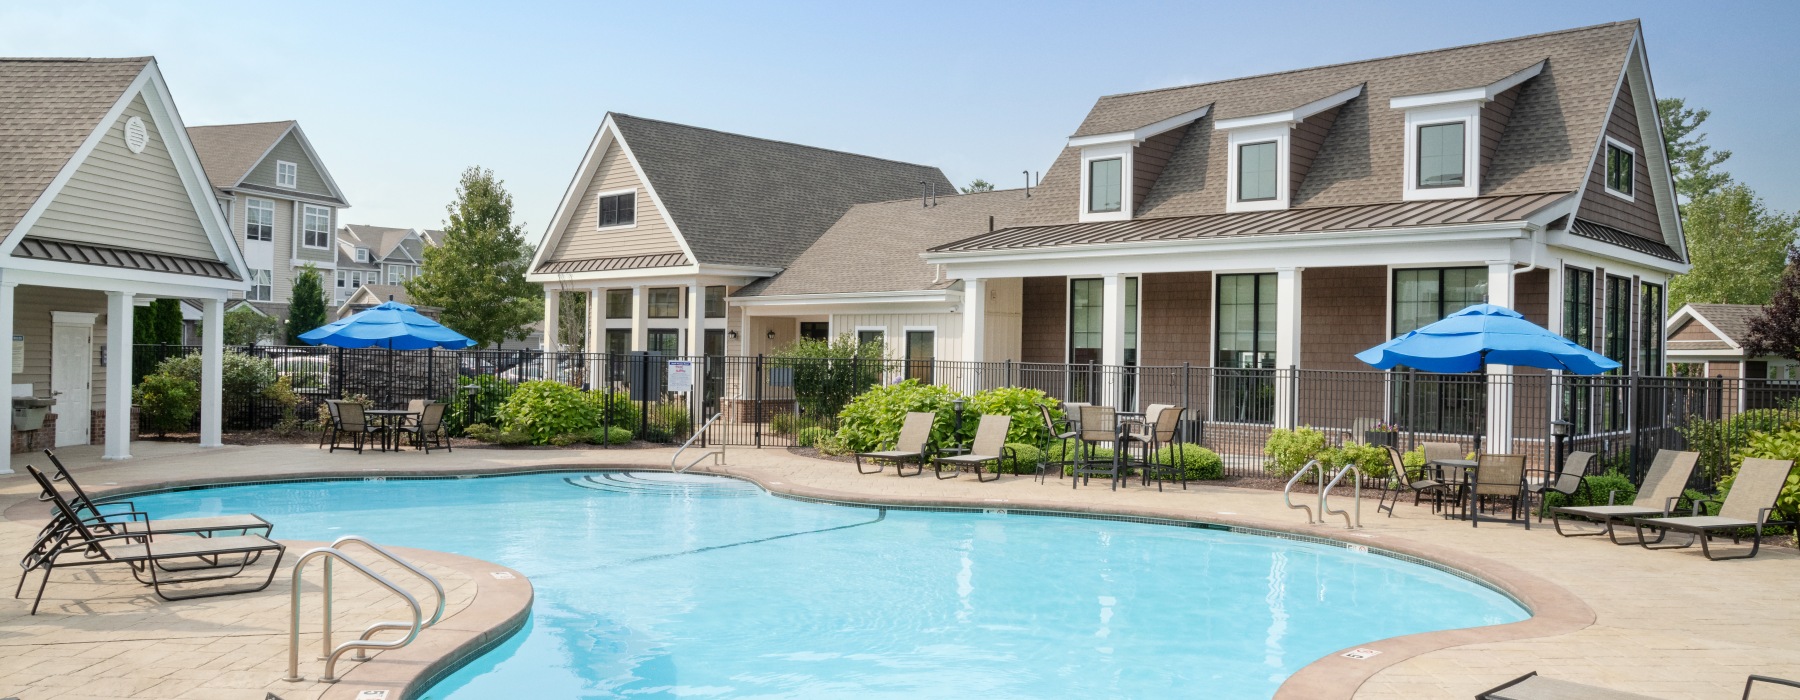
[{"xmin": 1, "ymin": 442, "xmax": 1796, "ymax": 699}]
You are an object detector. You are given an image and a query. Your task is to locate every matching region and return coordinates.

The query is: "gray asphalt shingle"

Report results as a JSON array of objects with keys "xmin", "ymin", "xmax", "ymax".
[{"xmin": 0, "ymin": 57, "xmax": 151, "ymax": 236}]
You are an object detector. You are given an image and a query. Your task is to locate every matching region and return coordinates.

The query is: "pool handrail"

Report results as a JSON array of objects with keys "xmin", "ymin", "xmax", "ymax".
[
  {"xmin": 283, "ymin": 544, "xmax": 425, "ymax": 684},
  {"xmin": 1284, "ymin": 460, "xmax": 1320, "ymax": 524},
  {"xmin": 673, "ymin": 412, "xmax": 726, "ymax": 473},
  {"xmin": 1321, "ymin": 464, "xmax": 1363, "ymax": 529},
  {"xmin": 331, "ymin": 535, "xmax": 446, "ymax": 660}
]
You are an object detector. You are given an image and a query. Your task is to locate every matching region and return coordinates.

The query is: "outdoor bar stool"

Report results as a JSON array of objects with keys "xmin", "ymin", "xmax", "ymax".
[
  {"xmin": 1133, "ymin": 404, "xmax": 1188, "ymax": 491},
  {"xmin": 1038, "ymin": 403, "xmax": 1077, "ymax": 484},
  {"xmin": 1072, "ymin": 404, "xmax": 1121, "ymax": 490}
]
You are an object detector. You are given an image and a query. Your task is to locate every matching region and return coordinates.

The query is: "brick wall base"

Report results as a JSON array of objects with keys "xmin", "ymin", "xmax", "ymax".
[{"xmin": 10, "ymin": 408, "xmax": 140, "ymax": 454}]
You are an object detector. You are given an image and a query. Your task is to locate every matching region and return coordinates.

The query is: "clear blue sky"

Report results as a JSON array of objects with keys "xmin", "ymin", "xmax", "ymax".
[{"xmin": 5, "ymin": 1, "xmax": 1796, "ymax": 238}]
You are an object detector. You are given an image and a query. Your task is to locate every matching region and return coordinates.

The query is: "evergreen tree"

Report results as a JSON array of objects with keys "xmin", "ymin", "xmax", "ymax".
[
  {"xmin": 1745, "ymin": 247, "xmax": 1800, "ymax": 362},
  {"xmin": 1669, "ymin": 184, "xmax": 1799, "ymax": 309},
  {"xmin": 1656, "ymin": 97, "xmax": 1733, "ymax": 202},
  {"xmin": 404, "ymin": 167, "xmax": 540, "ymax": 348},
  {"xmin": 287, "ymin": 264, "xmax": 328, "ymax": 344},
  {"xmin": 133, "ymin": 298, "xmax": 183, "ymax": 345}
]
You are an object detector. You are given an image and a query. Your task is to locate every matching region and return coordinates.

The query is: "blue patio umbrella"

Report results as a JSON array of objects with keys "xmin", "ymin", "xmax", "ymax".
[
  {"xmin": 298, "ymin": 300, "xmax": 476, "ymax": 350},
  {"xmin": 1355, "ymin": 303, "xmax": 1620, "ymax": 375}
]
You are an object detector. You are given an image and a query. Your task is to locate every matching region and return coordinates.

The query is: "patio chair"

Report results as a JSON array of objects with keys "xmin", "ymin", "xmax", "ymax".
[
  {"xmin": 934, "ymin": 414, "xmax": 1015, "ymax": 482},
  {"xmin": 1630, "ymin": 457, "xmax": 1798, "ymax": 560},
  {"xmin": 401, "ymin": 398, "xmax": 430, "ymax": 427},
  {"xmin": 319, "ymin": 399, "xmax": 340, "ymax": 449},
  {"xmin": 854, "ymin": 411, "xmax": 935, "ymax": 477},
  {"xmin": 1131, "ymin": 404, "xmax": 1187, "ymax": 492},
  {"xmin": 37, "ymin": 450, "xmax": 271, "ymax": 539},
  {"xmin": 1377, "ymin": 445, "xmax": 1449, "ymax": 517},
  {"xmin": 397, "ymin": 402, "xmax": 451, "ymax": 453},
  {"xmin": 1477, "ymin": 671, "xmax": 1800, "ymax": 699},
  {"xmin": 1420, "ymin": 441, "xmax": 1464, "ymax": 481},
  {"xmin": 1072, "ymin": 404, "xmax": 1120, "ymax": 490},
  {"xmin": 18, "ymin": 466, "xmax": 285, "ymax": 615},
  {"xmin": 1550, "ymin": 449, "xmax": 1699, "ymax": 543},
  {"xmin": 1038, "ymin": 403, "xmax": 1076, "ymax": 484},
  {"xmin": 325, "ymin": 400, "xmax": 387, "ymax": 454},
  {"xmin": 1525, "ymin": 451, "xmax": 1595, "ymax": 522},
  {"xmin": 1466, "ymin": 453, "xmax": 1528, "ymax": 528}
]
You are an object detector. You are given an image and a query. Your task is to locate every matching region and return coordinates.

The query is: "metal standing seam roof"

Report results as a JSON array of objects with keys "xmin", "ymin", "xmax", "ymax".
[
  {"xmin": 536, "ymin": 252, "xmax": 690, "ymax": 275},
  {"xmin": 928, "ymin": 192, "xmax": 1569, "ymax": 254},
  {"xmin": 15, "ymin": 237, "xmax": 240, "ymax": 280},
  {"xmin": 1569, "ymin": 218, "xmax": 1683, "ymax": 262}
]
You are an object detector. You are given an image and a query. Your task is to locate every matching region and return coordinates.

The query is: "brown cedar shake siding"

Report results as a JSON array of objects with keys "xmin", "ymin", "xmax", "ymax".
[
  {"xmin": 1575, "ymin": 82, "xmax": 1664, "ymax": 243},
  {"xmin": 1020, "ymin": 277, "xmax": 1067, "ymax": 364},
  {"xmin": 1139, "ymin": 272, "xmax": 1211, "ymax": 368},
  {"xmin": 1299, "ymin": 266, "xmax": 1387, "ymax": 372}
]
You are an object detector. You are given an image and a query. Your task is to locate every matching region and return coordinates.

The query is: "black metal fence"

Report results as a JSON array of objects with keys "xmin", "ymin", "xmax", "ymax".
[{"xmin": 134, "ymin": 343, "xmax": 1800, "ymax": 491}]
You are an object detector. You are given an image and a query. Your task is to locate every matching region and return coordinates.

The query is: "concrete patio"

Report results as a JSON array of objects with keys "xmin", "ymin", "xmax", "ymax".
[{"xmin": 0, "ymin": 441, "xmax": 1796, "ymax": 699}]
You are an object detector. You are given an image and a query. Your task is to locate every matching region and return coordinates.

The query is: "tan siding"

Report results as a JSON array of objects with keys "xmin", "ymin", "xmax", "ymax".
[
  {"xmin": 983, "ymin": 278, "xmax": 1023, "ymax": 362},
  {"xmin": 26, "ymin": 94, "xmax": 218, "ymax": 260},
  {"xmin": 1299, "ymin": 266, "xmax": 1387, "ymax": 371},
  {"xmin": 1140, "ymin": 271, "xmax": 1211, "ymax": 368},
  {"xmin": 1575, "ymin": 82, "xmax": 1665, "ymax": 242},
  {"xmin": 243, "ymin": 132, "xmax": 335, "ymax": 199},
  {"xmin": 1131, "ymin": 125, "xmax": 1187, "ymax": 214},
  {"xmin": 1288, "ymin": 106, "xmax": 1340, "ymax": 196},
  {"xmin": 831, "ymin": 313, "xmax": 961, "ymax": 363},
  {"xmin": 1516, "ymin": 268, "xmax": 1548, "ymax": 327},
  {"xmin": 546, "ymin": 143, "xmax": 686, "ymax": 263},
  {"xmin": 11, "ymin": 286, "xmax": 109, "ymax": 413},
  {"xmin": 1021, "ymin": 277, "xmax": 1066, "ymax": 363},
  {"xmin": 1480, "ymin": 84, "xmax": 1521, "ymax": 180}
]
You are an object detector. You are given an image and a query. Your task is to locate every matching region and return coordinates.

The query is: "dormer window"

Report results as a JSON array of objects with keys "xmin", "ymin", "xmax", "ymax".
[
  {"xmin": 1604, "ymin": 139, "xmax": 1634, "ymax": 200},
  {"xmin": 1416, "ymin": 122, "xmax": 1467, "ymax": 188},
  {"xmin": 1215, "ymin": 84, "xmax": 1362, "ymax": 213},
  {"xmin": 355, "ymin": 247, "xmax": 370, "ymax": 263},
  {"xmin": 1087, "ymin": 158, "xmax": 1122, "ymax": 213},
  {"xmin": 1236, "ymin": 141, "xmax": 1279, "ymax": 201},
  {"xmin": 276, "ymin": 160, "xmax": 298, "ymax": 189}
]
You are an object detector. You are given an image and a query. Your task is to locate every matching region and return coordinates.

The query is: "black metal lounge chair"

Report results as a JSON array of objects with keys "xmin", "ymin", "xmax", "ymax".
[
  {"xmin": 934, "ymin": 414, "xmax": 1015, "ymax": 483},
  {"xmin": 39, "ymin": 450, "xmax": 272, "ymax": 539},
  {"xmin": 854, "ymin": 411, "xmax": 935, "ymax": 476},
  {"xmin": 1377, "ymin": 445, "xmax": 1449, "ymax": 517},
  {"xmin": 1630, "ymin": 457, "xmax": 1798, "ymax": 561},
  {"xmin": 18, "ymin": 466, "xmax": 285, "ymax": 615},
  {"xmin": 1477, "ymin": 670, "xmax": 1800, "ymax": 699},
  {"xmin": 1550, "ymin": 450, "xmax": 1698, "ymax": 543}
]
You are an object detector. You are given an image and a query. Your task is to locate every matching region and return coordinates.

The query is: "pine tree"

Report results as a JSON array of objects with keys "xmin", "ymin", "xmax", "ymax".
[
  {"xmin": 1745, "ymin": 247, "xmax": 1800, "ymax": 362},
  {"xmin": 287, "ymin": 264, "xmax": 328, "ymax": 344},
  {"xmin": 404, "ymin": 167, "xmax": 540, "ymax": 348},
  {"xmin": 1656, "ymin": 97, "xmax": 1733, "ymax": 202},
  {"xmin": 133, "ymin": 298, "xmax": 183, "ymax": 345}
]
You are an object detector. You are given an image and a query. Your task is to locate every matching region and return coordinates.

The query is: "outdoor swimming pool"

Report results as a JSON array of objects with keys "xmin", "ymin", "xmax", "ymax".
[{"xmin": 132, "ymin": 472, "xmax": 1526, "ymax": 699}]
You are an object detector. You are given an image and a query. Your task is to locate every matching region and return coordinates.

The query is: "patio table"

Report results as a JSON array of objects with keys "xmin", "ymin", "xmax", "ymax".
[
  {"xmin": 1429, "ymin": 458, "xmax": 1478, "ymax": 518},
  {"xmin": 363, "ymin": 409, "xmax": 419, "ymax": 452}
]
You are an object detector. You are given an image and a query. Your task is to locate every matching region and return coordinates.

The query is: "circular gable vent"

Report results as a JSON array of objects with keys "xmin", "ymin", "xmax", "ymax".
[{"xmin": 123, "ymin": 116, "xmax": 149, "ymax": 154}]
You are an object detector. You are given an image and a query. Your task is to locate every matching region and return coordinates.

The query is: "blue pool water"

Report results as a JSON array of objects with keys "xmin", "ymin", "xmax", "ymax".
[{"xmin": 132, "ymin": 472, "xmax": 1525, "ymax": 699}]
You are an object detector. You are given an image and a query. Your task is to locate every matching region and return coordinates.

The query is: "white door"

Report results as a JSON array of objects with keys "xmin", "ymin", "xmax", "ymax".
[{"xmin": 52, "ymin": 321, "xmax": 93, "ymax": 447}]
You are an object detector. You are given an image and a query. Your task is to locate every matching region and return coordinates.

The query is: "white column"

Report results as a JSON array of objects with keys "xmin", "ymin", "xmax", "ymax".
[
  {"xmin": 630, "ymin": 286, "xmax": 647, "ymax": 351},
  {"xmin": 1099, "ymin": 274, "xmax": 1126, "ymax": 406},
  {"xmin": 1273, "ymin": 267, "xmax": 1303, "ymax": 428},
  {"xmin": 961, "ymin": 278, "xmax": 986, "ymax": 362},
  {"xmin": 103, "ymin": 291, "xmax": 133, "ymax": 461},
  {"xmin": 199, "ymin": 297, "xmax": 224, "ymax": 448},
  {"xmin": 1486, "ymin": 261, "xmax": 1516, "ymax": 452},
  {"xmin": 687, "ymin": 282, "xmax": 703, "ymax": 356},
  {"xmin": 542, "ymin": 287, "xmax": 559, "ymax": 352},
  {"xmin": 0, "ymin": 282, "xmax": 13, "ymax": 474},
  {"xmin": 586, "ymin": 288, "xmax": 603, "ymax": 388}
]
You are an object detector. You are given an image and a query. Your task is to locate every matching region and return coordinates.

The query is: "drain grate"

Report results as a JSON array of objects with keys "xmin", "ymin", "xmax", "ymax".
[{"xmin": 564, "ymin": 471, "xmax": 762, "ymax": 497}]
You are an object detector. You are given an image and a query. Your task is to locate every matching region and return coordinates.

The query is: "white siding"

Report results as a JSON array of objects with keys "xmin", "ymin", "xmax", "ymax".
[{"xmin": 830, "ymin": 312, "xmax": 963, "ymax": 363}]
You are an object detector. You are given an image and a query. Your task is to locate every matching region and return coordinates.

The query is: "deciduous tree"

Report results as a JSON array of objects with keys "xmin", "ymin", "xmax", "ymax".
[
  {"xmin": 1668, "ymin": 184, "xmax": 1798, "ymax": 309},
  {"xmin": 1745, "ymin": 246, "xmax": 1800, "ymax": 362},
  {"xmin": 405, "ymin": 167, "xmax": 540, "ymax": 348},
  {"xmin": 961, "ymin": 179, "xmax": 994, "ymax": 193},
  {"xmin": 224, "ymin": 306, "xmax": 283, "ymax": 346}
]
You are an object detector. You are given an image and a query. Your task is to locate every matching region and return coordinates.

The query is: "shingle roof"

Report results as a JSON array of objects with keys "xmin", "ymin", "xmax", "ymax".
[
  {"xmin": 739, "ymin": 189, "xmax": 1031, "ymax": 297},
  {"xmin": 185, "ymin": 120, "xmax": 294, "ymax": 190},
  {"xmin": 930, "ymin": 192, "xmax": 1566, "ymax": 254},
  {"xmin": 15, "ymin": 236, "xmax": 239, "ymax": 280},
  {"xmin": 339, "ymin": 224, "xmax": 417, "ymax": 260},
  {"xmin": 352, "ymin": 284, "xmax": 409, "ymax": 305},
  {"xmin": 1014, "ymin": 21, "xmax": 1639, "ymax": 228},
  {"xmin": 611, "ymin": 113, "xmax": 954, "ymax": 268},
  {"xmin": 0, "ymin": 57, "xmax": 151, "ymax": 236},
  {"xmin": 1686, "ymin": 304, "xmax": 1762, "ymax": 347}
]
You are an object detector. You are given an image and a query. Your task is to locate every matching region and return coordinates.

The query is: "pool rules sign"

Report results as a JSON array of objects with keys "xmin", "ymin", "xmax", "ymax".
[{"xmin": 667, "ymin": 360, "xmax": 694, "ymax": 393}]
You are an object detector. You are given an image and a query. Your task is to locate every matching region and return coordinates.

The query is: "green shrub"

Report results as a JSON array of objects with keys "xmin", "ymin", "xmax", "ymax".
[
  {"xmin": 835, "ymin": 380, "xmax": 965, "ymax": 453},
  {"xmin": 1323, "ymin": 441, "xmax": 1392, "ymax": 478},
  {"xmin": 444, "ymin": 375, "xmax": 514, "ymax": 435},
  {"xmin": 1723, "ymin": 428, "xmax": 1800, "ymax": 521},
  {"xmin": 1264, "ymin": 426, "xmax": 1328, "ymax": 478},
  {"xmin": 642, "ymin": 402, "xmax": 693, "ymax": 442},
  {"xmin": 592, "ymin": 391, "xmax": 639, "ymax": 430},
  {"xmin": 772, "ymin": 334, "xmax": 886, "ymax": 422},
  {"xmin": 1402, "ymin": 447, "xmax": 1426, "ymax": 478},
  {"xmin": 989, "ymin": 443, "xmax": 1044, "ymax": 474},
  {"xmin": 134, "ymin": 372, "xmax": 199, "ymax": 437},
  {"xmin": 965, "ymin": 387, "xmax": 1062, "ymax": 446},
  {"xmin": 797, "ymin": 426, "xmax": 832, "ymax": 448},
  {"xmin": 495, "ymin": 380, "xmax": 603, "ymax": 445},
  {"xmin": 493, "ymin": 429, "xmax": 533, "ymax": 446},
  {"xmin": 1151, "ymin": 443, "xmax": 1223, "ymax": 480},
  {"xmin": 814, "ymin": 431, "xmax": 853, "ymax": 456},
  {"xmin": 1680, "ymin": 409, "xmax": 1800, "ymax": 475},
  {"xmin": 550, "ymin": 433, "xmax": 587, "ymax": 446},
  {"xmin": 1542, "ymin": 470, "xmax": 1638, "ymax": 511},
  {"xmin": 156, "ymin": 350, "xmax": 279, "ymax": 406},
  {"xmin": 463, "ymin": 423, "xmax": 497, "ymax": 442},
  {"xmin": 590, "ymin": 425, "xmax": 634, "ymax": 445},
  {"xmin": 769, "ymin": 412, "xmax": 800, "ymax": 437}
]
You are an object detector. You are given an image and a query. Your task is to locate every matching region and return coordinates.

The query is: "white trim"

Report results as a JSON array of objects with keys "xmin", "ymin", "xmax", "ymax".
[
  {"xmin": 524, "ymin": 263, "xmax": 777, "ymax": 285},
  {"xmin": 1401, "ymin": 103, "xmax": 1481, "ymax": 201},
  {"xmin": 593, "ymin": 187, "xmax": 639, "ymax": 231},
  {"xmin": 1388, "ymin": 60, "xmax": 1545, "ymax": 109},
  {"xmin": 1601, "ymin": 136, "xmax": 1637, "ymax": 202},
  {"xmin": 0, "ymin": 266, "xmax": 234, "ymax": 299},
  {"xmin": 1077, "ymin": 143, "xmax": 1132, "ymax": 223},
  {"xmin": 1225, "ymin": 127, "xmax": 1288, "ymax": 212},
  {"xmin": 274, "ymin": 160, "xmax": 298, "ymax": 189},
  {"xmin": 1626, "ymin": 31, "xmax": 1685, "ymax": 261},
  {"xmin": 1665, "ymin": 304, "xmax": 1742, "ymax": 350},
  {"xmin": 734, "ymin": 289, "xmax": 959, "ymax": 307},
  {"xmin": 300, "ymin": 203, "xmax": 333, "ymax": 249},
  {"xmin": 51, "ymin": 311, "xmax": 98, "ymax": 326},
  {"xmin": 531, "ymin": 116, "xmax": 700, "ymax": 273},
  {"xmin": 924, "ymin": 220, "xmax": 1537, "ymax": 265},
  {"xmin": 244, "ymin": 197, "xmax": 275, "ymax": 242},
  {"xmin": 1213, "ymin": 84, "xmax": 1363, "ymax": 131},
  {"xmin": 1066, "ymin": 104, "xmax": 1212, "ymax": 148}
]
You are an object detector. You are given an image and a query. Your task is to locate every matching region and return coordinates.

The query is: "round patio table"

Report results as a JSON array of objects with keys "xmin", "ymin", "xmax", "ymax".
[{"xmin": 363, "ymin": 409, "xmax": 419, "ymax": 452}]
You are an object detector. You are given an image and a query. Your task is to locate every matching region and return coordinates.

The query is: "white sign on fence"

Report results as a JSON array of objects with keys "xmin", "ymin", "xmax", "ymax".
[{"xmin": 667, "ymin": 360, "xmax": 694, "ymax": 393}]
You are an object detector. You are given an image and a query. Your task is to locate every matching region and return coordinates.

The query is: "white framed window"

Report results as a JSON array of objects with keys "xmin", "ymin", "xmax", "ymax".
[
  {"xmin": 1236, "ymin": 141, "xmax": 1279, "ymax": 201},
  {"xmin": 1087, "ymin": 158, "xmax": 1122, "ymax": 213},
  {"xmin": 245, "ymin": 198, "xmax": 274, "ymax": 242},
  {"xmin": 1224, "ymin": 124, "xmax": 1290, "ymax": 212},
  {"xmin": 1400, "ymin": 103, "xmax": 1480, "ymax": 201},
  {"xmin": 596, "ymin": 189, "xmax": 636, "ymax": 228},
  {"xmin": 355, "ymin": 248, "xmax": 370, "ymax": 263},
  {"xmin": 388, "ymin": 264, "xmax": 408, "ymax": 284},
  {"xmin": 248, "ymin": 269, "xmax": 272, "ymax": 301},
  {"xmin": 275, "ymin": 160, "xmax": 298, "ymax": 189},
  {"xmin": 301, "ymin": 204, "xmax": 331, "ymax": 249},
  {"xmin": 1077, "ymin": 143, "xmax": 1132, "ymax": 223},
  {"xmin": 1604, "ymin": 137, "xmax": 1635, "ymax": 201},
  {"xmin": 335, "ymin": 270, "xmax": 347, "ymax": 293}
]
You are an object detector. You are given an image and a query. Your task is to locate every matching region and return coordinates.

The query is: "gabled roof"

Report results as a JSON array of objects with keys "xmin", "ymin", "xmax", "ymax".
[
  {"xmin": 186, "ymin": 120, "xmax": 349, "ymax": 206},
  {"xmin": 1672, "ymin": 303, "xmax": 1762, "ymax": 348},
  {"xmin": 338, "ymin": 224, "xmax": 420, "ymax": 260},
  {"xmin": 602, "ymin": 113, "xmax": 953, "ymax": 269},
  {"xmin": 1014, "ymin": 21, "xmax": 1641, "ymax": 229},
  {"xmin": 0, "ymin": 57, "xmax": 153, "ymax": 236},
  {"xmin": 739, "ymin": 189, "xmax": 1030, "ymax": 298}
]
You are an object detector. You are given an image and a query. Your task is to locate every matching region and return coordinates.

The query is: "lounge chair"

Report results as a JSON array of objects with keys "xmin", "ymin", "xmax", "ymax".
[
  {"xmin": 1526, "ymin": 451, "xmax": 1596, "ymax": 522},
  {"xmin": 19, "ymin": 466, "xmax": 285, "ymax": 615},
  {"xmin": 1477, "ymin": 670, "xmax": 1800, "ymax": 699},
  {"xmin": 398, "ymin": 402, "xmax": 452, "ymax": 453},
  {"xmin": 38, "ymin": 450, "xmax": 271, "ymax": 539},
  {"xmin": 1550, "ymin": 450, "xmax": 1698, "ymax": 543},
  {"xmin": 934, "ymin": 414, "xmax": 1015, "ymax": 483},
  {"xmin": 1421, "ymin": 441, "xmax": 1465, "ymax": 482},
  {"xmin": 1631, "ymin": 457, "xmax": 1798, "ymax": 560},
  {"xmin": 325, "ymin": 400, "xmax": 387, "ymax": 453},
  {"xmin": 1378, "ymin": 445, "xmax": 1450, "ymax": 517},
  {"xmin": 854, "ymin": 411, "xmax": 935, "ymax": 477}
]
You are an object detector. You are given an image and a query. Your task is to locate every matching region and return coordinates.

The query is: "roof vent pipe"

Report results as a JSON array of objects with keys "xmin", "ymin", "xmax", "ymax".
[
  {"xmin": 921, "ymin": 181, "xmax": 929, "ymax": 208},
  {"xmin": 1023, "ymin": 170, "xmax": 1031, "ymax": 198},
  {"xmin": 988, "ymin": 215, "xmax": 995, "ymax": 232}
]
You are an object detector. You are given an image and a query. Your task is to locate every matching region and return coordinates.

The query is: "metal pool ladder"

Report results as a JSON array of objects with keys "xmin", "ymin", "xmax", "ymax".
[
  {"xmin": 1283, "ymin": 460, "xmax": 1321, "ymax": 524},
  {"xmin": 673, "ymin": 412, "xmax": 726, "ymax": 473},
  {"xmin": 1284, "ymin": 459, "xmax": 1363, "ymax": 529},
  {"xmin": 284, "ymin": 536, "xmax": 446, "ymax": 683}
]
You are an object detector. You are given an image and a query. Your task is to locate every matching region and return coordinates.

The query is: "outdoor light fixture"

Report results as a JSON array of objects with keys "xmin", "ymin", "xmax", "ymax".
[
  {"xmin": 951, "ymin": 397, "xmax": 966, "ymax": 441},
  {"xmin": 766, "ymin": 330, "xmax": 776, "ymax": 340},
  {"xmin": 728, "ymin": 331, "xmax": 738, "ymax": 339},
  {"xmin": 1550, "ymin": 419, "xmax": 1573, "ymax": 475}
]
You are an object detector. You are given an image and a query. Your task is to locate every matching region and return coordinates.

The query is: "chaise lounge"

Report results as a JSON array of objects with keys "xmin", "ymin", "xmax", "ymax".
[
  {"xmin": 854, "ymin": 411, "xmax": 936, "ymax": 477},
  {"xmin": 1630, "ymin": 457, "xmax": 1798, "ymax": 561},
  {"xmin": 934, "ymin": 414, "xmax": 1015, "ymax": 482},
  {"xmin": 1477, "ymin": 670, "xmax": 1800, "ymax": 699},
  {"xmin": 1550, "ymin": 449, "xmax": 1697, "ymax": 543}
]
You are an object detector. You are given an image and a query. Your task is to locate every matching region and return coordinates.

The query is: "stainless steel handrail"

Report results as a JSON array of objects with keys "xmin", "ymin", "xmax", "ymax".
[
  {"xmin": 1283, "ymin": 460, "xmax": 1320, "ymax": 524},
  {"xmin": 283, "ymin": 545, "xmax": 423, "ymax": 684},
  {"xmin": 1321, "ymin": 465, "xmax": 1363, "ymax": 529},
  {"xmin": 672, "ymin": 412, "xmax": 726, "ymax": 474},
  {"xmin": 331, "ymin": 536, "xmax": 445, "ymax": 660}
]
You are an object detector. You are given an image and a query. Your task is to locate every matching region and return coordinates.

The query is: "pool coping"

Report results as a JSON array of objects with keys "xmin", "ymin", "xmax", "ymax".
[{"xmin": 33, "ymin": 461, "xmax": 1595, "ymax": 700}]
